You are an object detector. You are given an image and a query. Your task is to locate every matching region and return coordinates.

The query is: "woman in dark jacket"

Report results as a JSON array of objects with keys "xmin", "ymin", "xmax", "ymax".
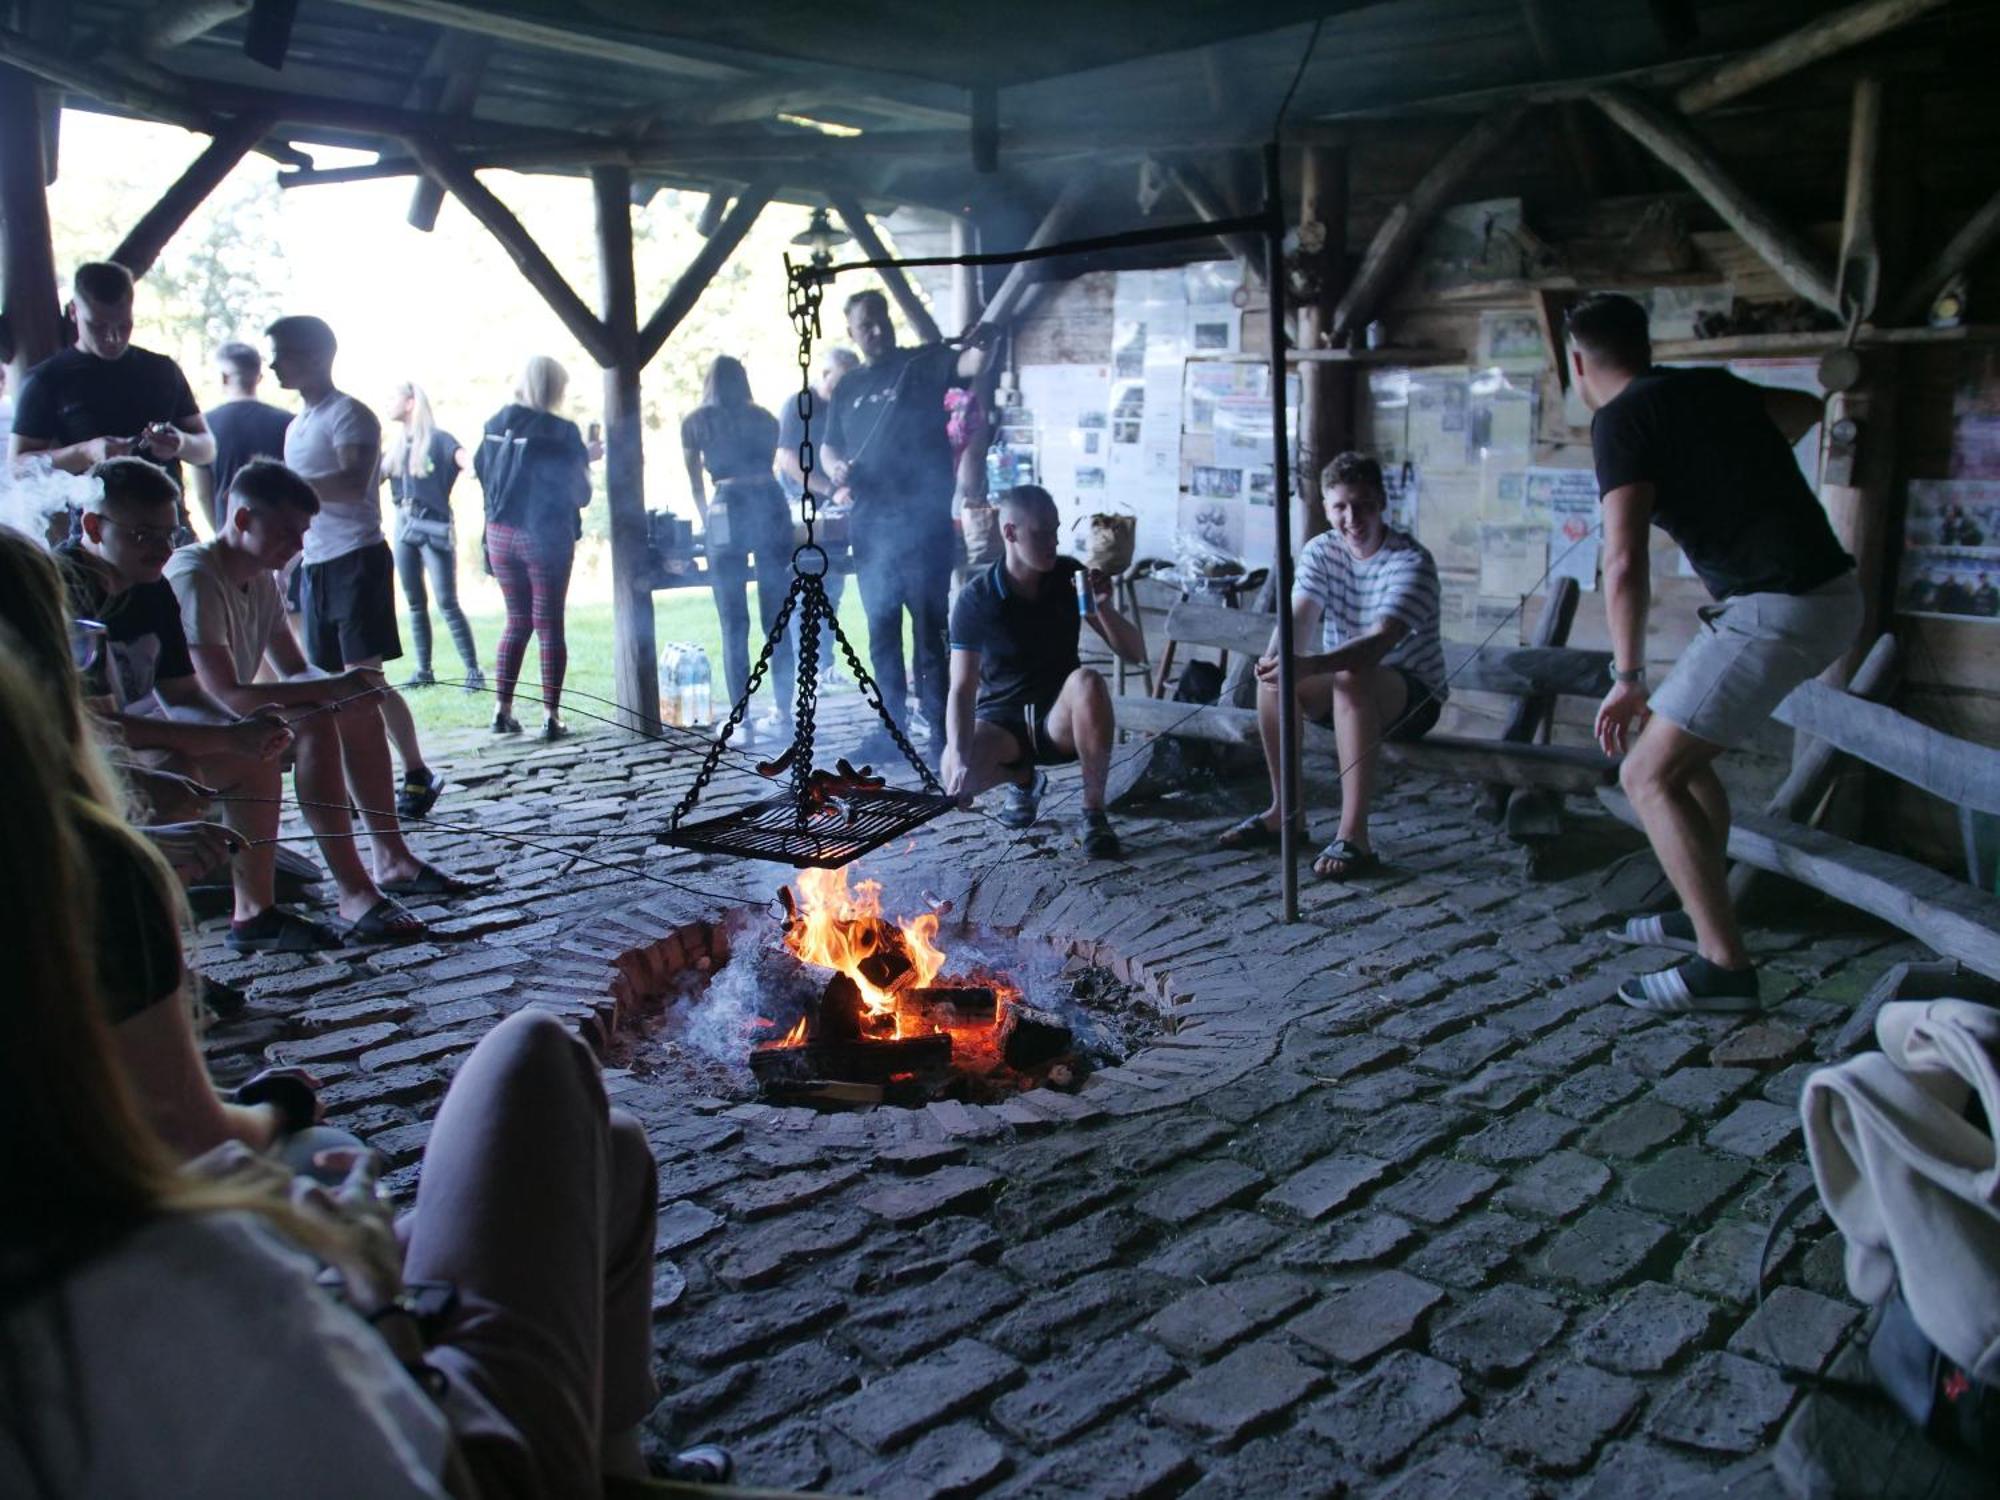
[
  {"xmin": 474, "ymin": 356, "xmax": 598, "ymax": 740},
  {"xmin": 383, "ymin": 380, "xmax": 481, "ymax": 692},
  {"xmin": 681, "ymin": 355, "xmax": 795, "ymax": 733}
]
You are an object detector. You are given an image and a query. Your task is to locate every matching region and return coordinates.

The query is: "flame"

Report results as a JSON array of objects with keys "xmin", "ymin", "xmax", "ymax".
[
  {"xmin": 782, "ymin": 865, "xmax": 951, "ymax": 1038},
  {"xmin": 779, "ymin": 1016, "xmax": 808, "ymax": 1047}
]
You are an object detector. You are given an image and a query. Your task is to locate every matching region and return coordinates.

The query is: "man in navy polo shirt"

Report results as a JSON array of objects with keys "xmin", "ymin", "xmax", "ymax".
[{"xmin": 942, "ymin": 485, "xmax": 1146, "ymax": 857}]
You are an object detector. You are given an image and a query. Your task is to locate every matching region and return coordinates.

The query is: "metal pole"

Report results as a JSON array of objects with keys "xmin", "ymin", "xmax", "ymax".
[{"xmin": 1265, "ymin": 141, "xmax": 1300, "ymax": 924}]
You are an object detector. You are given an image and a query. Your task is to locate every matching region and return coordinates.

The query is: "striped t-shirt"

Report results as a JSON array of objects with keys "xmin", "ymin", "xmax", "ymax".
[{"xmin": 1293, "ymin": 526, "xmax": 1448, "ymax": 701}]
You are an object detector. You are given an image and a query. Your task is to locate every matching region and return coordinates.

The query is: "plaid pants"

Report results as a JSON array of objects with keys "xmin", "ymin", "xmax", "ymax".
[{"xmin": 485, "ymin": 521, "xmax": 575, "ymax": 716}]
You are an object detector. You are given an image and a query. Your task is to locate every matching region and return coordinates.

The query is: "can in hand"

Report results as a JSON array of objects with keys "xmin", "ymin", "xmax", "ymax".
[{"xmin": 1076, "ymin": 567, "xmax": 1096, "ymax": 618}]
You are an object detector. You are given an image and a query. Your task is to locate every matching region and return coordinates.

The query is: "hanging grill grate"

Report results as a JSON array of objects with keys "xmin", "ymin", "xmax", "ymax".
[{"xmin": 656, "ymin": 252, "xmax": 954, "ymax": 868}]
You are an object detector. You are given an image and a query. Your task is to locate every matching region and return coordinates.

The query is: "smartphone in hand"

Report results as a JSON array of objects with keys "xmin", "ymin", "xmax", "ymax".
[{"xmin": 588, "ymin": 422, "xmax": 603, "ymax": 443}]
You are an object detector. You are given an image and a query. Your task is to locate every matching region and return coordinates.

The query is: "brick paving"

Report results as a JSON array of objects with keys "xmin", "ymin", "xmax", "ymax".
[{"xmin": 189, "ymin": 691, "xmax": 1930, "ymax": 1497}]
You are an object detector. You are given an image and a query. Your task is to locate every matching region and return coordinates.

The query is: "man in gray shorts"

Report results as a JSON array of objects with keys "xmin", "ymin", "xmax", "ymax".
[{"xmin": 1571, "ymin": 293, "xmax": 1861, "ymax": 1013}]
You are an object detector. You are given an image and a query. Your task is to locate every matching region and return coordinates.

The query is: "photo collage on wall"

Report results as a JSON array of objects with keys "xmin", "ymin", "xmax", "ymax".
[{"xmin": 1898, "ymin": 479, "xmax": 2000, "ymax": 623}]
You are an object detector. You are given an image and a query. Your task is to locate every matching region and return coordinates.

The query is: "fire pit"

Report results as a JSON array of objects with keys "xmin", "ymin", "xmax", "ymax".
[{"xmin": 614, "ymin": 866, "xmax": 1160, "ymax": 1109}]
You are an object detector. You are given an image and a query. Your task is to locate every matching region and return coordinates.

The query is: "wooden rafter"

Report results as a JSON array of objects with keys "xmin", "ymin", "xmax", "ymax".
[
  {"xmin": 1167, "ymin": 163, "xmax": 1266, "ymax": 285},
  {"xmin": 405, "ymin": 32, "xmax": 493, "ymax": 232},
  {"xmin": 1590, "ymin": 87, "xmax": 1839, "ymax": 314},
  {"xmin": 1331, "ymin": 104, "xmax": 1529, "ymax": 343},
  {"xmin": 111, "ymin": 111, "xmax": 272, "ymax": 277},
  {"xmin": 139, "ymin": 0, "xmax": 251, "ymax": 54},
  {"xmin": 406, "ymin": 134, "xmax": 617, "ymax": 367},
  {"xmin": 1890, "ymin": 184, "xmax": 2000, "ymax": 324},
  {"xmin": 828, "ymin": 193, "xmax": 942, "ymax": 346},
  {"xmin": 976, "ymin": 175, "xmax": 1095, "ymax": 334},
  {"xmin": 1675, "ymin": 0, "xmax": 1949, "ymax": 115},
  {"xmin": 636, "ymin": 182, "xmax": 776, "ymax": 366}
]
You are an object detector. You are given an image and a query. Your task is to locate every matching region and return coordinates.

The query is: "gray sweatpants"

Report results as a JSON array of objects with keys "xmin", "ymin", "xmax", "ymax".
[{"xmin": 402, "ymin": 1010, "xmax": 659, "ymax": 1499}]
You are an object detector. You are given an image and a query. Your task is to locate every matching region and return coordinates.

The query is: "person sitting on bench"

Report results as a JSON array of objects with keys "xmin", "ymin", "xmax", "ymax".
[
  {"xmin": 1569, "ymin": 291, "xmax": 1859, "ymax": 1013},
  {"xmin": 167, "ymin": 459, "xmax": 477, "ymax": 944},
  {"xmin": 941, "ymin": 484, "xmax": 1146, "ymax": 858},
  {"xmin": 1218, "ymin": 451, "xmax": 1447, "ymax": 878}
]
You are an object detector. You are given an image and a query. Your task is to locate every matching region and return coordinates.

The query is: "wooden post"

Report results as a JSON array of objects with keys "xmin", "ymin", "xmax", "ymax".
[
  {"xmin": 591, "ymin": 165, "xmax": 659, "ymax": 736},
  {"xmin": 1590, "ymin": 88, "xmax": 1840, "ymax": 314},
  {"xmin": 1835, "ymin": 77, "xmax": 1883, "ymax": 321},
  {"xmin": 405, "ymin": 35, "xmax": 491, "ymax": 233},
  {"xmin": 829, "ymin": 193, "xmax": 942, "ymax": 345},
  {"xmin": 635, "ymin": 182, "xmax": 773, "ymax": 365},
  {"xmin": 0, "ymin": 61, "xmax": 62, "ymax": 392},
  {"xmin": 110, "ymin": 113, "xmax": 271, "ymax": 278},
  {"xmin": 1674, "ymin": 0, "xmax": 1949, "ymax": 115},
  {"xmin": 139, "ymin": 0, "xmax": 251, "ymax": 53},
  {"xmin": 1820, "ymin": 351, "xmax": 1900, "ymax": 680},
  {"xmin": 950, "ymin": 214, "xmax": 981, "ymax": 336},
  {"xmin": 1294, "ymin": 143, "xmax": 1349, "ymax": 550},
  {"xmin": 1331, "ymin": 105, "xmax": 1529, "ymax": 343}
]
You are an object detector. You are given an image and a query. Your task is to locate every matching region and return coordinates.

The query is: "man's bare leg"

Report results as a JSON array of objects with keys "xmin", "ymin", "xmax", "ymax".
[
  {"xmin": 1229, "ymin": 674, "xmax": 1335, "ymax": 839},
  {"xmin": 352, "ymin": 653, "xmax": 430, "ymax": 781},
  {"xmin": 1619, "ymin": 718, "xmax": 1749, "ymax": 969},
  {"xmin": 193, "ymin": 749, "xmax": 283, "ymax": 921},
  {"xmin": 1326, "ymin": 666, "xmax": 1409, "ymax": 852},
  {"xmin": 1043, "ymin": 667, "xmax": 1113, "ymax": 812},
  {"xmin": 329, "ymin": 700, "xmax": 425, "ymax": 884},
  {"xmin": 290, "ymin": 715, "xmax": 390, "ymax": 923},
  {"xmin": 956, "ymin": 719, "xmax": 1035, "ymax": 802}
]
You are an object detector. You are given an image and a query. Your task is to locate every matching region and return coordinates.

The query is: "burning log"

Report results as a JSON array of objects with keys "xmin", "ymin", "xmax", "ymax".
[
  {"xmin": 997, "ymin": 1002, "xmax": 1072, "ymax": 1069},
  {"xmin": 748, "ymin": 1032, "xmax": 952, "ymax": 1088},
  {"xmin": 813, "ymin": 973, "xmax": 894, "ymax": 1043},
  {"xmin": 909, "ymin": 986, "xmax": 998, "ymax": 1023}
]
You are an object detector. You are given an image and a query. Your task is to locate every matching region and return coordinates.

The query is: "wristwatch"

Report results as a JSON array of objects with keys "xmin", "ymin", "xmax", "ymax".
[{"xmin": 1613, "ymin": 667, "xmax": 1646, "ymax": 686}]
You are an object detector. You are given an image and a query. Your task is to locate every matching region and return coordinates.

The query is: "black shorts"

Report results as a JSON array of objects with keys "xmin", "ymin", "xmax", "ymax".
[
  {"xmin": 1312, "ymin": 666, "xmax": 1442, "ymax": 742},
  {"xmin": 981, "ymin": 698, "xmax": 1078, "ymax": 767},
  {"xmin": 301, "ymin": 540, "xmax": 402, "ymax": 671}
]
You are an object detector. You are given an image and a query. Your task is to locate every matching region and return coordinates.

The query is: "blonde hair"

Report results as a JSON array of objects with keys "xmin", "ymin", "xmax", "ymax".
[
  {"xmin": 391, "ymin": 381, "xmax": 438, "ymax": 480},
  {"xmin": 516, "ymin": 355, "xmax": 569, "ymax": 413}
]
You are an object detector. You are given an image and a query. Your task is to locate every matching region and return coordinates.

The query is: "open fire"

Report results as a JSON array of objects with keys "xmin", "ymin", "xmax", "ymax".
[{"xmin": 746, "ymin": 866, "xmax": 1072, "ymax": 1103}]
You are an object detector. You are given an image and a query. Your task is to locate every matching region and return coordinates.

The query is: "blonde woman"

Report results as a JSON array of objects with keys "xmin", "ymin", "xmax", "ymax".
[
  {"xmin": 473, "ymin": 357, "xmax": 600, "ymax": 739},
  {"xmin": 383, "ymin": 381, "xmax": 481, "ymax": 691}
]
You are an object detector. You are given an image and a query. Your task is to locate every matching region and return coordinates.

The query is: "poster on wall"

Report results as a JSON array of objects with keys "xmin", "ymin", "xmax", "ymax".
[
  {"xmin": 1477, "ymin": 310, "xmax": 1547, "ymax": 372},
  {"xmin": 1897, "ymin": 479, "xmax": 2000, "ymax": 623}
]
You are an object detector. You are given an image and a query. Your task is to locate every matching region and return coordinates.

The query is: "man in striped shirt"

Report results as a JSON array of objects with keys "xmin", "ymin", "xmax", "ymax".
[{"xmin": 1219, "ymin": 452, "xmax": 1447, "ymax": 878}]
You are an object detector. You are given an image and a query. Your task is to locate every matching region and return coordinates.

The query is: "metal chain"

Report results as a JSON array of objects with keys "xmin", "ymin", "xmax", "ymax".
[
  {"xmin": 664, "ymin": 580, "xmax": 801, "ymax": 829},
  {"xmin": 786, "ymin": 254, "xmax": 824, "ymax": 549}
]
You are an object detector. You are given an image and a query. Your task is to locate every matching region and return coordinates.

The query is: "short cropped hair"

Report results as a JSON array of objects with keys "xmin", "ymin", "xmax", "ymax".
[
  {"xmin": 216, "ymin": 341, "xmax": 262, "ymax": 380},
  {"xmin": 1565, "ymin": 292, "xmax": 1651, "ymax": 373},
  {"xmin": 88, "ymin": 456, "xmax": 180, "ymax": 512},
  {"xmin": 266, "ymin": 314, "xmax": 337, "ymax": 356},
  {"xmin": 843, "ymin": 289, "xmax": 889, "ymax": 322},
  {"xmin": 1321, "ymin": 451, "xmax": 1386, "ymax": 502},
  {"xmin": 1000, "ymin": 484, "xmax": 1058, "ymax": 523},
  {"xmin": 228, "ymin": 458, "xmax": 319, "ymax": 516},
  {"xmin": 73, "ymin": 262, "xmax": 135, "ymax": 306}
]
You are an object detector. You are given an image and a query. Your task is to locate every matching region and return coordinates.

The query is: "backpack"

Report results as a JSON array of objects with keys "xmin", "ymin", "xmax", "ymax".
[{"xmin": 476, "ymin": 409, "xmax": 589, "ymax": 540}]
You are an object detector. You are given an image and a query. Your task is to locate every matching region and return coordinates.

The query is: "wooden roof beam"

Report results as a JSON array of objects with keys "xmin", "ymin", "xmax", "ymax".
[
  {"xmin": 405, "ymin": 32, "xmax": 493, "ymax": 232},
  {"xmin": 111, "ymin": 110, "xmax": 272, "ymax": 277},
  {"xmin": 1167, "ymin": 163, "xmax": 1266, "ymax": 286},
  {"xmin": 1890, "ymin": 183, "xmax": 2000, "ymax": 325},
  {"xmin": 140, "ymin": 0, "xmax": 252, "ymax": 54},
  {"xmin": 829, "ymin": 193, "xmax": 942, "ymax": 345},
  {"xmin": 405, "ymin": 134, "xmax": 617, "ymax": 367},
  {"xmin": 1331, "ymin": 104, "xmax": 1530, "ymax": 344},
  {"xmin": 1675, "ymin": 0, "xmax": 1950, "ymax": 116},
  {"xmin": 636, "ymin": 181, "xmax": 776, "ymax": 367},
  {"xmin": 1590, "ymin": 87, "xmax": 1839, "ymax": 314},
  {"xmin": 974, "ymin": 174, "xmax": 1094, "ymax": 335}
]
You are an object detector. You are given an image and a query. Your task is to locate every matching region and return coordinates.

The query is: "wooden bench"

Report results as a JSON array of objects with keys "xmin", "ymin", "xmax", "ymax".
[{"xmin": 1113, "ymin": 591, "xmax": 1619, "ymax": 796}]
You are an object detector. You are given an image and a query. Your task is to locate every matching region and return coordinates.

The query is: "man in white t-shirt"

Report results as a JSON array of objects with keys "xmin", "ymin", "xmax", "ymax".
[
  {"xmin": 167, "ymin": 459, "xmax": 477, "ymax": 943},
  {"xmin": 268, "ymin": 315, "xmax": 442, "ymax": 822},
  {"xmin": 1218, "ymin": 451, "xmax": 1448, "ymax": 879}
]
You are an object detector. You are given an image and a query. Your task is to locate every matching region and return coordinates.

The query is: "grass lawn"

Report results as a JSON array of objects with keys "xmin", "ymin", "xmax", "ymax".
[{"xmin": 398, "ymin": 583, "xmax": 879, "ymax": 740}]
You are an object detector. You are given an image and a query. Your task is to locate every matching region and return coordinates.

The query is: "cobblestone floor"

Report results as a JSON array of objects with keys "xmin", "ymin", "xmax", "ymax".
[{"xmin": 190, "ymin": 690, "xmax": 1926, "ymax": 1499}]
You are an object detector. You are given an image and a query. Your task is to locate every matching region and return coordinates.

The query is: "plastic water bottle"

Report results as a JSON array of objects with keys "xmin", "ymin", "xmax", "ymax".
[
  {"xmin": 690, "ymin": 648, "xmax": 713, "ymax": 725},
  {"xmin": 658, "ymin": 642, "xmax": 683, "ymax": 726}
]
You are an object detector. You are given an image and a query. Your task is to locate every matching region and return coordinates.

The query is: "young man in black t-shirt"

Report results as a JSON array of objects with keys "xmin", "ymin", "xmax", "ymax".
[
  {"xmin": 943, "ymin": 486, "xmax": 1146, "ymax": 857},
  {"xmin": 11, "ymin": 262, "xmax": 215, "ymax": 534},
  {"xmin": 194, "ymin": 340, "xmax": 294, "ymax": 532},
  {"xmin": 821, "ymin": 291, "xmax": 989, "ymax": 761},
  {"xmin": 1570, "ymin": 293, "xmax": 1861, "ymax": 1014}
]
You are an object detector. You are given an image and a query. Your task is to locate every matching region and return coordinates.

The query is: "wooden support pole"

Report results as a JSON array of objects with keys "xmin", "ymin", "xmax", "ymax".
[
  {"xmin": 1674, "ymin": 0, "xmax": 1949, "ymax": 116},
  {"xmin": 140, "ymin": 0, "xmax": 251, "ymax": 53},
  {"xmin": 1294, "ymin": 143, "xmax": 1349, "ymax": 549},
  {"xmin": 1835, "ymin": 77, "xmax": 1883, "ymax": 321},
  {"xmin": 1520, "ymin": 0, "xmax": 1609, "ymax": 197},
  {"xmin": 1819, "ymin": 350, "xmax": 1901, "ymax": 680},
  {"xmin": 1590, "ymin": 88, "xmax": 1840, "ymax": 314},
  {"xmin": 950, "ymin": 215, "xmax": 982, "ymax": 336},
  {"xmin": 110, "ymin": 113, "xmax": 271, "ymax": 278},
  {"xmin": 0, "ymin": 61, "xmax": 62, "ymax": 389},
  {"xmin": 1167, "ymin": 163, "xmax": 1266, "ymax": 284},
  {"xmin": 406, "ymin": 36, "xmax": 492, "ymax": 233},
  {"xmin": 591, "ymin": 165, "xmax": 660, "ymax": 737},
  {"xmin": 406, "ymin": 135, "xmax": 617, "ymax": 368},
  {"xmin": 828, "ymin": 193, "xmax": 942, "ymax": 345},
  {"xmin": 635, "ymin": 182, "xmax": 774, "ymax": 367},
  {"xmin": 1729, "ymin": 632, "xmax": 1898, "ymax": 907},
  {"xmin": 1331, "ymin": 105, "xmax": 1529, "ymax": 343},
  {"xmin": 976, "ymin": 175, "xmax": 1094, "ymax": 334},
  {"xmin": 1888, "ymin": 182, "xmax": 2000, "ymax": 325}
]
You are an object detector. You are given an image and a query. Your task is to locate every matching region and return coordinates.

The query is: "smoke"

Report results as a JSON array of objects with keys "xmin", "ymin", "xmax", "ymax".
[
  {"xmin": 674, "ymin": 912, "xmax": 824, "ymax": 1064},
  {"xmin": 0, "ymin": 456, "xmax": 99, "ymax": 545}
]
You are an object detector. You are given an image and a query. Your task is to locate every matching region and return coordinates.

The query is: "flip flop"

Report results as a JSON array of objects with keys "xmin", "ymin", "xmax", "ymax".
[
  {"xmin": 1618, "ymin": 960, "xmax": 1761, "ymax": 1013},
  {"xmin": 1611, "ymin": 910, "xmax": 1700, "ymax": 954},
  {"xmin": 1216, "ymin": 813, "xmax": 1284, "ymax": 849},
  {"xmin": 227, "ymin": 905, "xmax": 345, "ymax": 953},
  {"xmin": 379, "ymin": 862, "xmax": 484, "ymax": 897},
  {"xmin": 1313, "ymin": 837, "xmax": 1381, "ymax": 880},
  {"xmin": 341, "ymin": 895, "xmax": 428, "ymax": 945}
]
